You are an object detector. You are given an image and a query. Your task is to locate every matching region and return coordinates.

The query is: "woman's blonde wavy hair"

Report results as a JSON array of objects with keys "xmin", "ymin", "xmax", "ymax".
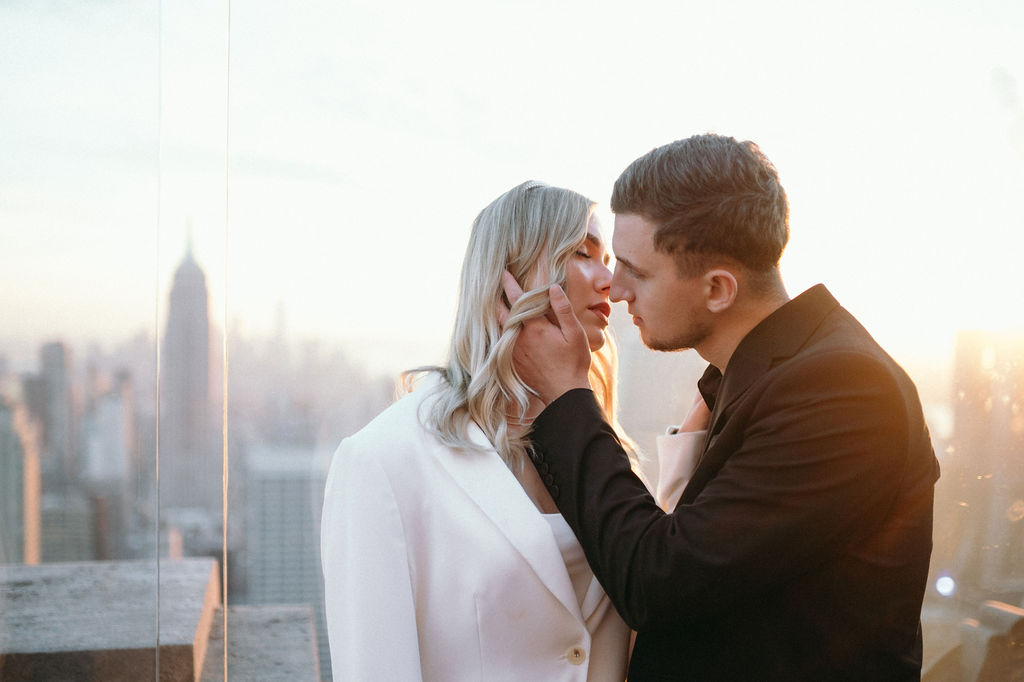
[{"xmin": 405, "ymin": 180, "xmax": 625, "ymax": 472}]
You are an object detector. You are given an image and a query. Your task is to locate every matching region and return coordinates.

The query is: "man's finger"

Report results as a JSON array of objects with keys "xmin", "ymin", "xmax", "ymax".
[
  {"xmin": 496, "ymin": 298, "xmax": 510, "ymax": 327},
  {"xmin": 497, "ymin": 271, "xmax": 526, "ymax": 328},
  {"xmin": 501, "ymin": 270, "xmax": 524, "ymax": 304}
]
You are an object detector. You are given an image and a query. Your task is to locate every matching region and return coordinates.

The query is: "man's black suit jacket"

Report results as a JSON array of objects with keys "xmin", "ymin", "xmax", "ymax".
[{"xmin": 530, "ymin": 285, "xmax": 940, "ymax": 681}]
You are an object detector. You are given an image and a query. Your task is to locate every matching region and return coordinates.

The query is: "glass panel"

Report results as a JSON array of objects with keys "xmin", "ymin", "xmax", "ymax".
[
  {"xmin": 154, "ymin": 0, "xmax": 228, "ymax": 568},
  {"xmin": 0, "ymin": 1, "xmax": 162, "ymax": 677},
  {"xmin": 154, "ymin": 2, "xmax": 231, "ymax": 680}
]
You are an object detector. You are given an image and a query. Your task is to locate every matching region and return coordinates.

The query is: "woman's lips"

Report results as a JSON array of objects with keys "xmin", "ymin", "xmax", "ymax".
[{"xmin": 589, "ymin": 302, "xmax": 611, "ymax": 323}]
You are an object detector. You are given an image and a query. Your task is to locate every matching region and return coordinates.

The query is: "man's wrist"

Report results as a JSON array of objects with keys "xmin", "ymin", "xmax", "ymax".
[
  {"xmin": 535, "ymin": 387, "xmax": 597, "ymax": 420},
  {"xmin": 530, "ymin": 388, "xmax": 606, "ymax": 465},
  {"xmin": 539, "ymin": 378, "xmax": 592, "ymax": 406}
]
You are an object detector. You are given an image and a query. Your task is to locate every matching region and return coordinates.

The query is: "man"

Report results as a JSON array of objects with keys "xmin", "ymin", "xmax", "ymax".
[{"xmin": 505, "ymin": 134, "xmax": 940, "ymax": 680}]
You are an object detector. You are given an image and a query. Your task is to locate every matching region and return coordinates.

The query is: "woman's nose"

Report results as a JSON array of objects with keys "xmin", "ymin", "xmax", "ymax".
[{"xmin": 595, "ymin": 262, "xmax": 612, "ymax": 293}]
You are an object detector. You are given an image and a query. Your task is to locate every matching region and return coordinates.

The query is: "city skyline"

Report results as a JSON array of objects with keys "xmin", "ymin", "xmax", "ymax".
[
  {"xmin": 0, "ymin": 226, "xmax": 973, "ymax": 456},
  {"xmin": 2, "ymin": 176, "xmax": 1021, "ymax": 680}
]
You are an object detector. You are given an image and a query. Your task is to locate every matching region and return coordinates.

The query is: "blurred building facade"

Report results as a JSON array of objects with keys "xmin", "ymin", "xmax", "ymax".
[
  {"xmin": 0, "ymin": 398, "xmax": 41, "ymax": 564},
  {"xmin": 242, "ymin": 444, "xmax": 331, "ymax": 676},
  {"xmin": 932, "ymin": 331, "xmax": 1024, "ymax": 603}
]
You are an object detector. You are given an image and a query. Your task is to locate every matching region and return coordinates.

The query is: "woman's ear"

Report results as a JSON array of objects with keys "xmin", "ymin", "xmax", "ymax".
[{"xmin": 704, "ymin": 269, "xmax": 738, "ymax": 313}]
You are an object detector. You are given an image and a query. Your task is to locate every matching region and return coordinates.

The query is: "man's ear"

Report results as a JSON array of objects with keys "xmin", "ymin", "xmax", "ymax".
[{"xmin": 704, "ymin": 269, "xmax": 738, "ymax": 313}]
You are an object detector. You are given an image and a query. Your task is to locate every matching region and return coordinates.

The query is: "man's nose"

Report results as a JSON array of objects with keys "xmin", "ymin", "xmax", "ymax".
[{"xmin": 610, "ymin": 267, "xmax": 629, "ymax": 302}]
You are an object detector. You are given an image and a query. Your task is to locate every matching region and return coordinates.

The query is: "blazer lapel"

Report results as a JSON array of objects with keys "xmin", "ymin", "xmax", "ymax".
[{"xmin": 431, "ymin": 421, "xmax": 582, "ymax": 622}]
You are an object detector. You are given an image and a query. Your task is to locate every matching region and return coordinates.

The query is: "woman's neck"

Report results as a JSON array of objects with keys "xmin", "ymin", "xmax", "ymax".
[{"xmin": 506, "ymin": 395, "xmax": 546, "ymax": 439}]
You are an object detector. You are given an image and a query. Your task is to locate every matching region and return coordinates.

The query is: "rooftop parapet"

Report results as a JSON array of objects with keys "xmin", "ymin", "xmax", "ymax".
[{"xmin": 0, "ymin": 558, "xmax": 219, "ymax": 681}]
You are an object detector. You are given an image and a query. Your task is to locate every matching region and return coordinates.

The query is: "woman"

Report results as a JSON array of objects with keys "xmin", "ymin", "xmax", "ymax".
[{"xmin": 321, "ymin": 180, "xmax": 635, "ymax": 681}]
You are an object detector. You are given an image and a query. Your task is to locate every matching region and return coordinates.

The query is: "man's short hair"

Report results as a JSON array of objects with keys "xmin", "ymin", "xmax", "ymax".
[{"xmin": 611, "ymin": 134, "xmax": 790, "ymax": 278}]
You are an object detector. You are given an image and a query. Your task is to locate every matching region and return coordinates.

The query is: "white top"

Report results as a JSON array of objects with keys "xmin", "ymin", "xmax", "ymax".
[
  {"xmin": 654, "ymin": 429, "xmax": 707, "ymax": 512},
  {"xmin": 544, "ymin": 513, "xmax": 593, "ymax": 608}
]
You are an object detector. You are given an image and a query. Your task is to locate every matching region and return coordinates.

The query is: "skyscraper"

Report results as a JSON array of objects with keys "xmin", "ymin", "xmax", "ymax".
[
  {"xmin": 243, "ymin": 444, "xmax": 331, "ymax": 677},
  {"xmin": 22, "ymin": 341, "xmax": 77, "ymax": 488},
  {"xmin": 160, "ymin": 241, "xmax": 219, "ymax": 513},
  {"xmin": 82, "ymin": 370, "xmax": 136, "ymax": 559},
  {"xmin": 19, "ymin": 342, "xmax": 96, "ymax": 562},
  {"xmin": 0, "ymin": 398, "xmax": 41, "ymax": 565}
]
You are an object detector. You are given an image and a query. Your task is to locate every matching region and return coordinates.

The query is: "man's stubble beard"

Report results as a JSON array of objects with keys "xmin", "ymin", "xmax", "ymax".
[{"xmin": 641, "ymin": 321, "xmax": 712, "ymax": 353}]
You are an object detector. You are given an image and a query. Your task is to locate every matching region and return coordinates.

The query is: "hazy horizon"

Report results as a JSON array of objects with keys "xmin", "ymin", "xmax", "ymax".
[{"xmin": 3, "ymin": 0, "xmax": 1023, "ymax": 393}]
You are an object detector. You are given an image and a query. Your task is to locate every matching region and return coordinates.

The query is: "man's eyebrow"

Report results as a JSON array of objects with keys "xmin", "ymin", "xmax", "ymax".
[{"xmin": 614, "ymin": 254, "xmax": 643, "ymax": 274}]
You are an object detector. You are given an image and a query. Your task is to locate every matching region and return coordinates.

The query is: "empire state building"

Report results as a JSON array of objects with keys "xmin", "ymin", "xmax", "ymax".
[{"xmin": 160, "ymin": 242, "xmax": 219, "ymax": 512}]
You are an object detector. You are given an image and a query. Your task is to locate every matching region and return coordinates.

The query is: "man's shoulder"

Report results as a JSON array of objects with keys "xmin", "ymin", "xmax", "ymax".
[
  {"xmin": 805, "ymin": 303, "xmax": 911, "ymax": 381},
  {"xmin": 755, "ymin": 312, "xmax": 926, "ymax": 431},
  {"xmin": 770, "ymin": 344, "xmax": 903, "ymax": 395}
]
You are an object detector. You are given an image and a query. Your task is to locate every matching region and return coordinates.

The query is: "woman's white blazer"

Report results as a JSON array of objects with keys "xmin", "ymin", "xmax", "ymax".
[{"xmin": 320, "ymin": 384, "xmax": 631, "ymax": 681}]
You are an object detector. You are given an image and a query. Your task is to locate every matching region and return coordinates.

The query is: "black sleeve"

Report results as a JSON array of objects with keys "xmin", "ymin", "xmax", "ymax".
[{"xmin": 529, "ymin": 351, "xmax": 910, "ymax": 630}]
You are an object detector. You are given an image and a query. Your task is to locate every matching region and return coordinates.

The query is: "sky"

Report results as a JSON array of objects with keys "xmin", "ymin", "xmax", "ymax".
[{"xmin": 2, "ymin": 0, "xmax": 1023, "ymax": 378}]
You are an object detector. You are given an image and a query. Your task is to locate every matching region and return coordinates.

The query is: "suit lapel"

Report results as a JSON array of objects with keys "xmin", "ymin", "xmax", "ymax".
[
  {"xmin": 430, "ymin": 420, "xmax": 582, "ymax": 622},
  {"xmin": 712, "ymin": 284, "xmax": 838, "ymax": 430},
  {"xmin": 687, "ymin": 285, "xmax": 841, "ymax": 496}
]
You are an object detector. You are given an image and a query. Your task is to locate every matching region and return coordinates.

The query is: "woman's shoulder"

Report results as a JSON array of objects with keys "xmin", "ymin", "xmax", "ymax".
[{"xmin": 334, "ymin": 377, "xmax": 442, "ymax": 466}]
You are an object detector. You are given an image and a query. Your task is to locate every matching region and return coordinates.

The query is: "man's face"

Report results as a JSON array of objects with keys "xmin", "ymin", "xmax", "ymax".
[{"xmin": 610, "ymin": 214, "xmax": 712, "ymax": 352}]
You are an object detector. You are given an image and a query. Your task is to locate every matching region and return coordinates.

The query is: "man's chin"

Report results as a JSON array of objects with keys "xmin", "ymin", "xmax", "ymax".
[{"xmin": 642, "ymin": 333, "xmax": 689, "ymax": 353}]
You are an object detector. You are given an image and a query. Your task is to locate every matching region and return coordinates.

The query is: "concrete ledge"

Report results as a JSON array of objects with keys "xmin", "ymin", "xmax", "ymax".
[
  {"xmin": 924, "ymin": 600, "xmax": 1024, "ymax": 682},
  {"xmin": 200, "ymin": 605, "xmax": 321, "ymax": 682},
  {"xmin": 961, "ymin": 600, "xmax": 1024, "ymax": 681},
  {"xmin": 0, "ymin": 558, "xmax": 220, "ymax": 682}
]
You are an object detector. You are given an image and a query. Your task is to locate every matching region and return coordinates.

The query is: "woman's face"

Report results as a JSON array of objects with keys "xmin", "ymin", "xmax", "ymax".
[{"xmin": 565, "ymin": 214, "xmax": 613, "ymax": 352}]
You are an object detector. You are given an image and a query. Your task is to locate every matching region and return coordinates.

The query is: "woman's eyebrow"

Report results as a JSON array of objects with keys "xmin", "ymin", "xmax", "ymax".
[{"xmin": 584, "ymin": 233, "xmax": 612, "ymax": 265}]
